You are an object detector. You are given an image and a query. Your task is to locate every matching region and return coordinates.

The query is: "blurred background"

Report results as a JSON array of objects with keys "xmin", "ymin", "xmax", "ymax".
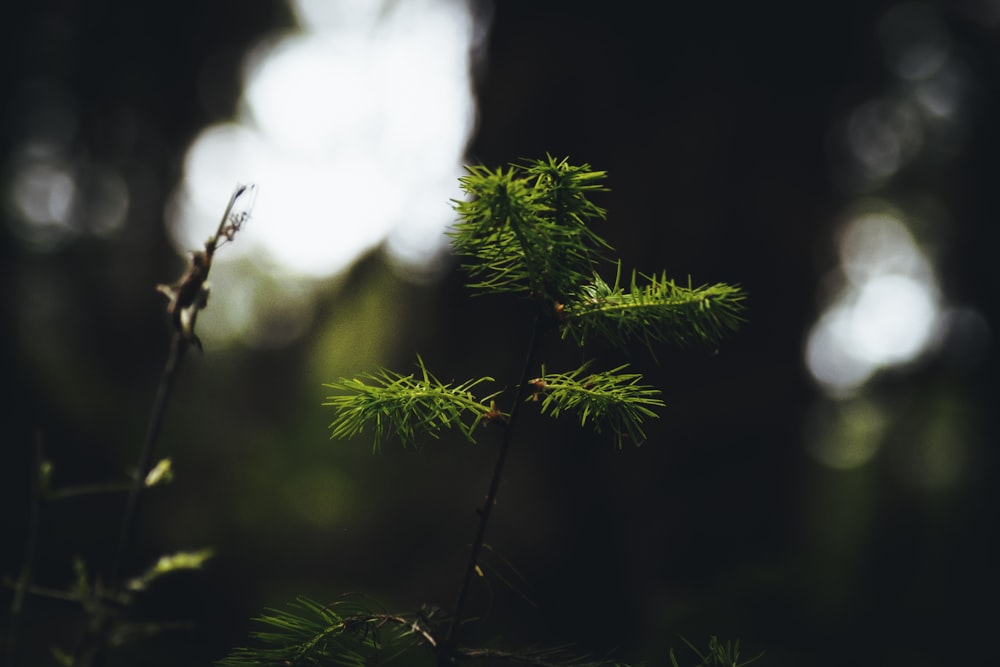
[{"xmin": 2, "ymin": 1, "xmax": 997, "ymax": 665}]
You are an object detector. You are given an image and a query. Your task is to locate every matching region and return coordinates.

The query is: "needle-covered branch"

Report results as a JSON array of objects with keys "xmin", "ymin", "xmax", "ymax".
[
  {"xmin": 450, "ymin": 156, "xmax": 611, "ymax": 303},
  {"xmin": 561, "ymin": 264, "xmax": 747, "ymax": 350},
  {"xmin": 218, "ymin": 596, "xmax": 438, "ymax": 667},
  {"xmin": 323, "ymin": 357, "xmax": 503, "ymax": 450},
  {"xmin": 218, "ymin": 596, "xmax": 620, "ymax": 667},
  {"xmin": 528, "ymin": 364, "xmax": 665, "ymax": 448}
]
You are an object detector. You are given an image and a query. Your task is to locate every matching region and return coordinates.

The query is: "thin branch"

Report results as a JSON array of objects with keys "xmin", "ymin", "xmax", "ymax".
[
  {"xmin": 110, "ymin": 183, "xmax": 253, "ymax": 590},
  {"xmin": 44, "ymin": 482, "xmax": 133, "ymax": 501},
  {"xmin": 109, "ymin": 331, "xmax": 188, "ymax": 591},
  {"xmin": 439, "ymin": 316, "xmax": 547, "ymax": 667},
  {"xmin": 5, "ymin": 432, "xmax": 44, "ymax": 667},
  {"xmin": 1, "ymin": 577, "xmax": 93, "ymax": 603},
  {"xmin": 70, "ymin": 184, "xmax": 253, "ymax": 667},
  {"xmin": 68, "ymin": 332, "xmax": 191, "ymax": 667}
]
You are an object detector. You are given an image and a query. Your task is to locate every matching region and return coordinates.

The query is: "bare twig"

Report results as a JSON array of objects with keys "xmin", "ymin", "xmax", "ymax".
[
  {"xmin": 110, "ymin": 182, "xmax": 254, "ymax": 591},
  {"xmin": 71, "ymin": 184, "xmax": 254, "ymax": 667}
]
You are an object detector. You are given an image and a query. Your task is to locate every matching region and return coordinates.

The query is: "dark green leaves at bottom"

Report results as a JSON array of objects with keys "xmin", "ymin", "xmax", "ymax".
[
  {"xmin": 527, "ymin": 364, "xmax": 664, "ymax": 448},
  {"xmin": 669, "ymin": 635, "xmax": 765, "ymax": 667},
  {"xmin": 216, "ymin": 596, "xmax": 433, "ymax": 667}
]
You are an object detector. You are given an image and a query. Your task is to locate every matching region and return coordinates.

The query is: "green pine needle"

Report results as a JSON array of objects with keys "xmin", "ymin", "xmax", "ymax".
[
  {"xmin": 323, "ymin": 357, "xmax": 502, "ymax": 450},
  {"xmin": 450, "ymin": 156, "xmax": 745, "ymax": 352},
  {"xmin": 669, "ymin": 635, "xmax": 765, "ymax": 667},
  {"xmin": 217, "ymin": 596, "xmax": 434, "ymax": 667},
  {"xmin": 220, "ymin": 595, "xmax": 626, "ymax": 667},
  {"xmin": 450, "ymin": 155, "xmax": 612, "ymax": 302},
  {"xmin": 527, "ymin": 363, "xmax": 665, "ymax": 448},
  {"xmin": 561, "ymin": 263, "xmax": 747, "ymax": 350}
]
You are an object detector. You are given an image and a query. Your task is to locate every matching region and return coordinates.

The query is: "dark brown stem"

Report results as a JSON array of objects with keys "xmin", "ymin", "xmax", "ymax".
[
  {"xmin": 109, "ymin": 333, "xmax": 189, "ymax": 591},
  {"xmin": 71, "ymin": 334, "xmax": 190, "ymax": 667},
  {"xmin": 72, "ymin": 184, "xmax": 249, "ymax": 666},
  {"xmin": 438, "ymin": 316, "xmax": 545, "ymax": 666},
  {"xmin": 72, "ymin": 334, "xmax": 189, "ymax": 667},
  {"xmin": 5, "ymin": 433, "xmax": 44, "ymax": 667}
]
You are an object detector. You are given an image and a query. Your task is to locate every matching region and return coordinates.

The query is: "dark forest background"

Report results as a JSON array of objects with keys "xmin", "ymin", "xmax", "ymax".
[{"xmin": 2, "ymin": 1, "xmax": 998, "ymax": 666}]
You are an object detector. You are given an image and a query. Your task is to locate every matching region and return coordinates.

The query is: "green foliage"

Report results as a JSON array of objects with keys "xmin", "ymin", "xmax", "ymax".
[
  {"xmin": 326, "ymin": 156, "xmax": 745, "ymax": 451},
  {"xmin": 238, "ymin": 157, "xmax": 752, "ymax": 667},
  {"xmin": 450, "ymin": 155, "xmax": 610, "ymax": 302},
  {"xmin": 561, "ymin": 264, "xmax": 746, "ymax": 350},
  {"xmin": 218, "ymin": 596, "xmax": 437, "ymax": 667},
  {"xmin": 125, "ymin": 549, "xmax": 213, "ymax": 593},
  {"xmin": 528, "ymin": 363, "xmax": 665, "ymax": 448},
  {"xmin": 323, "ymin": 356, "xmax": 502, "ymax": 450},
  {"xmin": 219, "ymin": 596, "xmax": 648, "ymax": 667},
  {"xmin": 669, "ymin": 636, "xmax": 764, "ymax": 667},
  {"xmin": 143, "ymin": 457, "xmax": 174, "ymax": 488}
]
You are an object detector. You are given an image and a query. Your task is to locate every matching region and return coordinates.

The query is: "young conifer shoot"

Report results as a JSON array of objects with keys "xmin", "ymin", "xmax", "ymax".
[{"xmin": 221, "ymin": 157, "xmax": 751, "ymax": 667}]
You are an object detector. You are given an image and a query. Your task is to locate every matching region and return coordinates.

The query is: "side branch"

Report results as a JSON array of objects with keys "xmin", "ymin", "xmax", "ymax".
[
  {"xmin": 561, "ymin": 268, "xmax": 746, "ymax": 349},
  {"xmin": 323, "ymin": 358, "xmax": 502, "ymax": 450},
  {"xmin": 527, "ymin": 364, "xmax": 664, "ymax": 448},
  {"xmin": 73, "ymin": 184, "xmax": 253, "ymax": 667},
  {"xmin": 111, "ymin": 182, "xmax": 253, "ymax": 590}
]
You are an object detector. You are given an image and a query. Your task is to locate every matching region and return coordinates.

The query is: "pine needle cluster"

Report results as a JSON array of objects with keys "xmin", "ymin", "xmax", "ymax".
[
  {"xmin": 528, "ymin": 363, "xmax": 664, "ymax": 448},
  {"xmin": 323, "ymin": 156, "xmax": 746, "ymax": 448},
  {"xmin": 562, "ymin": 264, "xmax": 746, "ymax": 350},
  {"xmin": 450, "ymin": 155, "xmax": 611, "ymax": 302},
  {"xmin": 324, "ymin": 357, "xmax": 502, "ymax": 451},
  {"xmin": 219, "ymin": 597, "xmax": 438, "ymax": 667},
  {"xmin": 228, "ymin": 157, "xmax": 751, "ymax": 667}
]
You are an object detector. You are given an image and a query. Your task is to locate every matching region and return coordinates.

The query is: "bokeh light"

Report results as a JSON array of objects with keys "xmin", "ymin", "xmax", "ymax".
[
  {"xmin": 805, "ymin": 209, "xmax": 942, "ymax": 397},
  {"xmin": 804, "ymin": 397, "xmax": 888, "ymax": 470},
  {"xmin": 3, "ymin": 78, "xmax": 131, "ymax": 252},
  {"xmin": 165, "ymin": 0, "xmax": 488, "ymax": 346},
  {"xmin": 803, "ymin": 2, "xmax": 989, "ymax": 487}
]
